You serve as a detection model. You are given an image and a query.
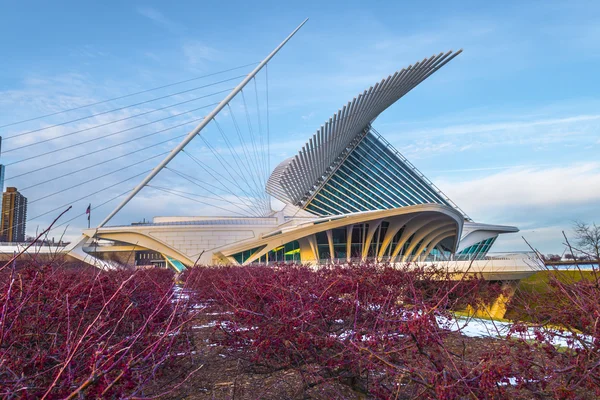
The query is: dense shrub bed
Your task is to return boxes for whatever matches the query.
[3,259,600,399]
[183,263,600,399]
[507,268,600,398]
[182,263,507,398]
[0,264,196,399]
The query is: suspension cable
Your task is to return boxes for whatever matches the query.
[3,88,231,153]
[0,62,258,130]
[6,153,166,228]
[28,152,168,206]
[4,76,242,141]
[147,186,250,216]
[266,63,271,186]
[6,62,276,234]
[166,166,261,216]
[240,89,264,183]
[211,118,262,201]
[165,167,261,217]
[6,117,200,180]
[11,170,152,232]
[15,140,178,188]
[185,136,265,201]
[5,102,216,167]
[253,76,267,185]
[226,103,264,198]
[147,185,253,208]
[181,149,266,216]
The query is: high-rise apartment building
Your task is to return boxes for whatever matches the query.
[0,137,5,193]
[1,187,27,242]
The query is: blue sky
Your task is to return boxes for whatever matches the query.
[1,0,599,254]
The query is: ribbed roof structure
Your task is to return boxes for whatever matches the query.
[266,50,462,207]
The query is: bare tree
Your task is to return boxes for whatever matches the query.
[573,220,600,260]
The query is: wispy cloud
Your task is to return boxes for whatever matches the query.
[383,111,600,160]
[435,162,600,253]
[395,115,600,138]
[181,41,221,67]
[441,162,600,211]
[136,6,182,34]
[301,111,315,120]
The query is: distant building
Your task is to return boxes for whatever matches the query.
[0,137,5,192]
[1,187,27,242]
[0,165,5,195]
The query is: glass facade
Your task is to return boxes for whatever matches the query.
[331,228,347,259]
[232,241,302,265]
[311,222,421,261]
[232,246,265,264]
[230,221,461,264]
[456,237,496,260]
[305,132,451,216]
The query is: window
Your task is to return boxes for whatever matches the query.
[231,246,265,264]
[302,132,450,216]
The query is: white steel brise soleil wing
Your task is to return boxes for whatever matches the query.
[266,50,462,207]
[97,18,308,228]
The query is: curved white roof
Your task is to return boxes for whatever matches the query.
[266,50,462,205]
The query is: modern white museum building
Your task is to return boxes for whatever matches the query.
[69,49,520,273]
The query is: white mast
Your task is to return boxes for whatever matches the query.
[98,19,308,228]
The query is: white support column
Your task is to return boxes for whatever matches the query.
[307,234,319,262]
[410,225,456,262]
[362,219,382,260]
[326,229,334,262]
[346,225,353,262]
[402,220,452,262]
[422,232,455,260]
[391,216,441,260]
[377,214,416,259]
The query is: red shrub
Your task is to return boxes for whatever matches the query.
[183,262,506,397]
[0,264,196,398]
[507,266,600,398]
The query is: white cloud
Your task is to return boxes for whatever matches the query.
[493,225,569,254]
[382,111,600,160]
[181,41,220,68]
[397,115,600,139]
[441,162,600,212]
[301,111,315,120]
[431,163,600,253]
[136,6,181,34]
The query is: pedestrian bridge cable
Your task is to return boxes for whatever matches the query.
[9,170,154,233]
[181,149,268,216]
[26,152,170,207]
[240,87,270,213]
[8,153,172,226]
[3,76,243,142]
[192,132,266,202]
[6,62,277,232]
[14,133,189,188]
[164,167,263,217]
[211,118,267,207]
[0,61,258,130]
[4,102,219,167]
[3,86,232,153]
[147,185,253,209]
[5,115,208,179]
[225,102,266,203]
[146,185,251,216]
